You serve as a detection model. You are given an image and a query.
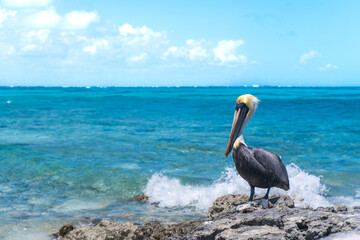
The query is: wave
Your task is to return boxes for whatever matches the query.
[144,163,360,210]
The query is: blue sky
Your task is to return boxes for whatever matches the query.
[0,0,359,86]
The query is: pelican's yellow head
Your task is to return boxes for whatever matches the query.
[225,94,260,157]
[235,94,259,117]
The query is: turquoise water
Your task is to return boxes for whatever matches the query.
[0,87,360,239]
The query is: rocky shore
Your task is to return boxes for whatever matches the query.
[54,194,360,240]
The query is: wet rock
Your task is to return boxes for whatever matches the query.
[59,224,75,237]
[133,194,149,203]
[52,224,75,238]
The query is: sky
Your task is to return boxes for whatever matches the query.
[0,0,359,86]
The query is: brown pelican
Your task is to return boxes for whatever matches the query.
[225,94,289,208]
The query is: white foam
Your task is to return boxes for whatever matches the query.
[117,163,141,170]
[52,199,113,212]
[144,163,357,210]
[323,228,360,240]
[271,163,330,208]
[144,167,248,209]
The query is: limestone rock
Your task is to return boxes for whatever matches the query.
[59,220,138,240]
[59,224,75,237]
[274,195,295,208]
[336,205,348,212]
[208,194,248,220]
[133,194,149,203]
[57,194,360,240]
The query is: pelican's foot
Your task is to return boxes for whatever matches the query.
[254,198,269,209]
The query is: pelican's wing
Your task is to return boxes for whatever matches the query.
[233,145,268,177]
[253,148,289,188]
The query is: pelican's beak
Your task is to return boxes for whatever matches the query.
[225,104,249,157]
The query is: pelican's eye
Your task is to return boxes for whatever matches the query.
[235,101,243,110]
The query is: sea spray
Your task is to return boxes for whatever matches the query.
[271,163,330,207]
[144,163,360,210]
[144,167,248,209]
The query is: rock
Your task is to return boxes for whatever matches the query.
[336,205,348,212]
[274,195,295,208]
[208,194,248,220]
[59,220,138,240]
[315,207,335,213]
[236,201,259,213]
[133,194,149,203]
[135,222,164,239]
[187,205,359,240]
[52,224,75,238]
[59,224,75,237]
[135,220,204,239]
[56,194,360,240]
[216,225,286,240]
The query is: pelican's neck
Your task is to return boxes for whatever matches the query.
[234,134,247,150]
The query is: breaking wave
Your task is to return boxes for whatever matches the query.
[144,163,360,210]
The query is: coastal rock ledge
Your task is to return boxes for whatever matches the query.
[56,194,360,240]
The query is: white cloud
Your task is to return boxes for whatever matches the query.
[25,8,61,28]
[6,45,15,54]
[164,39,209,61]
[20,29,51,51]
[185,39,209,60]
[25,29,50,43]
[3,0,52,8]
[118,23,168,47]
[83,39,109,55]
[63,11,98,29]
[0,8,17,27]
[299,50,321,64]
[164,46,182,58]
[0,3,254,70]
[118,23,136,36]
[213,40,247,64]
[317,63,339,71]
[164,39,253,66]
[0,44,15,55]
[25,9,98,29]
[127,53,147,62]
[21,44,37,51]
[83,46,96,55]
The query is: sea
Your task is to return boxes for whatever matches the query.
[0,86,359,239]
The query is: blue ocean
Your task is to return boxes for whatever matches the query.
[1,87,360,239]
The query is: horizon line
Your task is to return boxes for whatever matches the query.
[0,85,360,88]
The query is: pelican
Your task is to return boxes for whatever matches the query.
[225,94,289,208]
